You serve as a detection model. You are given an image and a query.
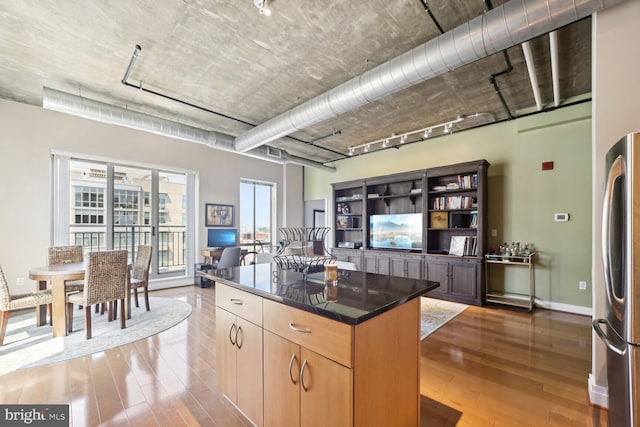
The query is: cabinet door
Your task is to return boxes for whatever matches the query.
[389,255,406,278]
[425,259,449,296]
[263,331,300,427]
[236,317,264,427]
[363,253,378,274]
[215,307,238,400]
[405,256,423,280]
[300,348,353,427]
[450,260,478,299]
[376,254,390,275]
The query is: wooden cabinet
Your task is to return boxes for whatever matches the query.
[332,248,363,270]
[333,180,365,250]
[263,331,353,427]
[262,298,419,427]
[331,160,488,305]
[215,284,263,426]
[425,256,482,305]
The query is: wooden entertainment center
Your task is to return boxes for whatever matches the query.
[331,159,489,306]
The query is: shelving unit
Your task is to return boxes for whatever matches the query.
[485,252,536,311]
[331,160,489,306]
[333,180,365,249]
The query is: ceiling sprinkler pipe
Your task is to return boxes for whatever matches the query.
[121,45,142,85]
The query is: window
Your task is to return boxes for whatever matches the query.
[53,153,196,281]
[73,186,104,224]
[240,180,275,252]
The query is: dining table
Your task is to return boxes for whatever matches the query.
[29,262,85,337]
[29,262,133,337]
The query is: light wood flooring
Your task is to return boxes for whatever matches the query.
[0,285,607,426]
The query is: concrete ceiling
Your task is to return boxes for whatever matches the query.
[0,0,591,166]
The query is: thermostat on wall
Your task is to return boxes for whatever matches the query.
[554,213,570,222]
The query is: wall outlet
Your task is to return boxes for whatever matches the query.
[579,280,587,290]
[16,277,24,286]
[491,229,497,237]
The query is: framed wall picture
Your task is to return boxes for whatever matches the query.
[205,203,234,227]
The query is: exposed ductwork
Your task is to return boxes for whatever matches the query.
[42,87,335,171]
[234,0,624,153]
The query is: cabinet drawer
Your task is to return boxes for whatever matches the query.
[263,299,353,368]
[216,283,263,326]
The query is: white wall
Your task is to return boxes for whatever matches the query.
[0,99,302,293]
[589,0,640,407]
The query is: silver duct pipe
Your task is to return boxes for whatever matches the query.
[234,0,623,153]
[42,88,335,172]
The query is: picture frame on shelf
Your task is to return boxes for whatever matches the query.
[205,203,234,227]
[430,211,448,229]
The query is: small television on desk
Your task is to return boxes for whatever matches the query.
[207,228,238,248]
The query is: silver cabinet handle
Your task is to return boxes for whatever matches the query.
[300,359,309,391]
[289,322,312,333]
[235,326,243,349]
[230,298,243,305]
[288,353,298,384]
[602,154,625,321]
[593,318,627,356]
[229,323,237,345]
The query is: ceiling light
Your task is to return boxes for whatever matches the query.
[345,113,487,156]
[254,0,272,16]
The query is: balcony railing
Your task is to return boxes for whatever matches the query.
[70,224,186,273]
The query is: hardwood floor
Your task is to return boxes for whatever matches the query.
[420,304,608,427]
[0,286,607,426]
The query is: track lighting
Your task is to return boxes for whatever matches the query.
[345,114,477,156]
[253,0,272,16]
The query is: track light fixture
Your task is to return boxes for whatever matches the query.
[346,114,470,156]
[253,0,272,16]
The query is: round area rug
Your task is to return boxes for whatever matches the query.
[0,296,192,374]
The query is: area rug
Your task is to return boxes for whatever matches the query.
[0,296,192,374]
[420,297,468,340]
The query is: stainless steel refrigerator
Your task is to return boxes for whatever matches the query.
[594,132,640,427]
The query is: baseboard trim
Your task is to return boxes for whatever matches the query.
[588,373,609,408]
[534,298,592,316]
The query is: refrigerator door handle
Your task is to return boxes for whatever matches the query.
[602,154,626,320]
[593,318,627,356]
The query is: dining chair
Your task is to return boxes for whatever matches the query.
[48,245,84,293]
[216,246,242,269]
[128,245,152,318]
[0,264,53,346]
[66,250,128,339]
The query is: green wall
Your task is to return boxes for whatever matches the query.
[305,102,592,310]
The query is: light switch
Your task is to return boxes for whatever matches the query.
[554,213,569,222]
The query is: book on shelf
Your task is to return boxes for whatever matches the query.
[455,174,478,189]
[431,195,476,210]
[469,211,478,228]
[449,236,477,256]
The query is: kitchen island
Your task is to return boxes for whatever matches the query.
[207,263,439,427]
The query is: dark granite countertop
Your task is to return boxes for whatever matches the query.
[208,263,439,325]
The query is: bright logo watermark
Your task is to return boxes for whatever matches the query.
[1,405,68,426]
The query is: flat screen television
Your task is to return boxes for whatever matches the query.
[207,228,238,248]
[369,213,422,251]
